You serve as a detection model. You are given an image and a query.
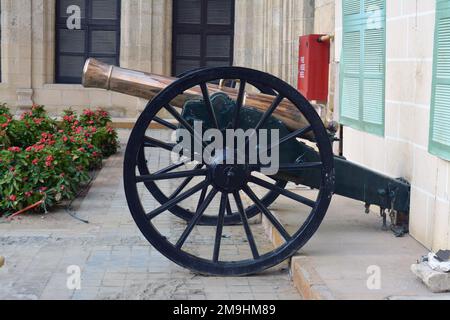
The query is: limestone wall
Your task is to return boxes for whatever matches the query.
[233,0,314,87]
[313,0,336,122]
[335,0,449,251]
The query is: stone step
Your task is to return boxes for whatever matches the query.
[261,212,333,299]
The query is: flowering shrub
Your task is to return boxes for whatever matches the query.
[0,104,119,216]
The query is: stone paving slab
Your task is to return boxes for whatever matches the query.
[0,130,300,300]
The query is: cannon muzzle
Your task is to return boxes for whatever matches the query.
[82,58,311,132]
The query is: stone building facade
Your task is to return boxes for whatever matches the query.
[1,0,448,251]
[0,0,317,117]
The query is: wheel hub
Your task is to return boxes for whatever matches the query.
[209,150,249,193]
[211,164,248,193]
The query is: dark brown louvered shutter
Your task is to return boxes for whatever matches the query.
[172,0,235,76]
[56,0,121,84]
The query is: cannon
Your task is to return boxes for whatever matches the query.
[83,59,410,276]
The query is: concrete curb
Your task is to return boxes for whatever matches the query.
[261,214,334,300]
[291,256,335,300]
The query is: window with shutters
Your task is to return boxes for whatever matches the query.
[172,0,235,76]
[340,0,386,136]
[429,0,450,160]
[55,0,121,84]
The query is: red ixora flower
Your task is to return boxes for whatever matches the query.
[83,109,94,117]
[63,115,75,123]
[45,155,54,167]
[9,195,17,202]
[8,147,21,153]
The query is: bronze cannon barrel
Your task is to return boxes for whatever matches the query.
[82,58,311,132]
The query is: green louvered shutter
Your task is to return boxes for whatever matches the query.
[429,0,450,160]
[340,0,386,136]
[341,0,364,129]
[362,0,385,135]
[341,28,361,124]
[343,0,361,16]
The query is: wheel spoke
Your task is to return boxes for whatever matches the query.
[233,192,260,259]
[254,94,284,131]
[233,80,247,130]
[164,104,206,149]
[264,126,313,153]
[200,83,220,129]
[196,185,208,213]
[226,197,234,216]
[213,193,228,262]
[168,164,205,200]
[143,136,176,152]
[243,186,291,241]
[136,169,207,183]
[249,176,316,208]
[152,160,191,176]
[176,188,218,249]
[147,180,208,220]
[245,94,284,147]
[153,116,178,130]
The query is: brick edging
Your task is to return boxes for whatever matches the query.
[261,214,334,300]
[291,256,335,300]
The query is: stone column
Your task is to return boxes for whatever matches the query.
[120,0,172,74]
[120,0,172,114]
[1,0,34,111]
[31,0,55,88]
[234,0,314,87]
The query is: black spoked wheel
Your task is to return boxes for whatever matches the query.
[124,67,334,276]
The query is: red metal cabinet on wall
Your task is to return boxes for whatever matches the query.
[298,34,330,102]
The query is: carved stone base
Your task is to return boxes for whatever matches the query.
[16,88,34,112]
